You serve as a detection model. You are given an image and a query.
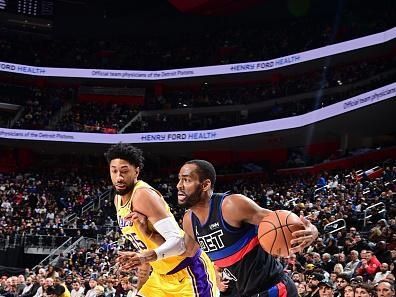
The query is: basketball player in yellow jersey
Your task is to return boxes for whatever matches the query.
[105,143,218,297]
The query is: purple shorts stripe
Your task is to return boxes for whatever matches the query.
[188,253,214,297]
[167,249,201,275]
[186,266,199,296]
[198,255,215,297]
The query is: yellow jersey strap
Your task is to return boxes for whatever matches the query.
[115,180,150,212]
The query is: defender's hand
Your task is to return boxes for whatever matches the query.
[124,211,155,239]
[117,251,145,271]
[117,250,157,271]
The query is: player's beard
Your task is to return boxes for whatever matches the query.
[114,183,135,196]
[179,187,203,209]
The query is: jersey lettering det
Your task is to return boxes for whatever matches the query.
[197,229,225,252]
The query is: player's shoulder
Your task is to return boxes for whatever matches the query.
[134,186,159,198]
[133,186,166,212]
[182,210,194,233]
[222,193,248,204]
[183,209,192,219]
[222,194,252,212]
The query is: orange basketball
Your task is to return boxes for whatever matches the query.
[258,210,305,257]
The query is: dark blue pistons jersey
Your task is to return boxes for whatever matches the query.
[190,192,284,297]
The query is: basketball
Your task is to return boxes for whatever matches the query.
[258,210,305,257]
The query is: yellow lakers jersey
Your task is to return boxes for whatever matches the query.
[115,180,186,275]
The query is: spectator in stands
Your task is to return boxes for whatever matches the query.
[83,278,97,297]
[307,273,325,297]
[0,275,7,293]
[316,173,327,188]
[43,278,54,296]
[335,274,350,297]
[334,264,344,275]
[375,241,392,264]
[312,253,322,266]
[325,238,339,255]
[93,285,104,297]
[354,283,373,297]
[32,276,46,297]
[321,253,336,273]
[355,250,381,281]
[292,272,304,283]
[369,227,383,243]
[348,228,358,237]
[64,275,73,292]
[46,277,71,297]
[344,250,360,278]
[103,280,115,297]
[20,276,33,296]
[71,279,84,297]
[335,254,347,268]
[16,275,26,295]
[375,280,395,297]
[1,277,16,297]
[297,282,308,297]
[46,266,59,279]
[343,238,356,256]
[0,275,8,292]
[313,238,327,255]
[373,263,391,284]
[286,254,305,273]
[354,250,367,277]
[343,285,354,297]
[120,277,137,297]
[56,253,67,270]
[20,275,40,297]
[329,273,338,285]
[353,234,372,253]
[318,280,335,297]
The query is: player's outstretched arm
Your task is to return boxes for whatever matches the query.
[222,194,318,253]
[119,188,186,269]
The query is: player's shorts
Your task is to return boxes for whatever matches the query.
[138,249,219,297]
[251,274,297,297]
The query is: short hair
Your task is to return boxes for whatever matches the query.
[185,160,216,189]
[354,282,373,293]
[337,273,351,282]
[120,277,130,284]
[376,280,395,291]
[105,143,144,170]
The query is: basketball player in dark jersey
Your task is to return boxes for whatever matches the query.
[177,160,318,297]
